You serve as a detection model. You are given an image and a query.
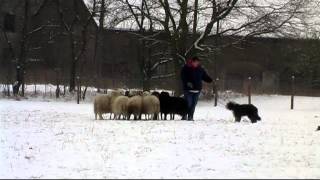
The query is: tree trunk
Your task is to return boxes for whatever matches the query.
[173,55,184,96]
[143,78,151,91]
[15,0,29,97]
[69,60,76,92]
[94,0,105,91]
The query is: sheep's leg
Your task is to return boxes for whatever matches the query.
[95,113,97,120]
[153,113,158,120]
[127,114,131,120]
[99,113,103,120]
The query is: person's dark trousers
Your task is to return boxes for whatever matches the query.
[184,91,200,120]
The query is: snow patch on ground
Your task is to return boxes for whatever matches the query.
[0,95,319,178]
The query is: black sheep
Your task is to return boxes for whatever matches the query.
[159,92,188,120]
[226,102,261,123]
[151,91,160,98]
[159,92,172,120]
[170,97,188,120]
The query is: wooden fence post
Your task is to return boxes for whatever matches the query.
[55,68,60,99]
[77,76,80,104]
[34,83,37,95]
[291,75,295,110]
[214,78,219,107]
[6,75,10,96]
[248,77,252,104]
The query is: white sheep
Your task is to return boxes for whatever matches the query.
[112,96,129,120]
[127,95,143,120]
[94,94,111,120]
[93,90,122,120]
[126,89,143,97]
[142,95,160,120]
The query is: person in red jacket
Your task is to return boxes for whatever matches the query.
[181,56,213,120]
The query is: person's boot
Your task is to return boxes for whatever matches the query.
[188,115,194,121]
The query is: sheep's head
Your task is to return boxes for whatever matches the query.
[160,91,170,98]
[111,90,122,97]
[143,91,151,96]
[151,91,160,98]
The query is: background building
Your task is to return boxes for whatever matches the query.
[1,0,319,96]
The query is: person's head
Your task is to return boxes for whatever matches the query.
[191,56,200,67]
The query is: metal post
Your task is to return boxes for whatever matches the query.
[291,75,295,110]
[248,77,252,104]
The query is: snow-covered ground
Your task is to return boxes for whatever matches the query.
[0,95,319,178]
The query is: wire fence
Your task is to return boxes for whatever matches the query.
[1,73,319,108]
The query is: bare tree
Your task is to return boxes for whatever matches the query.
[55,0,96,92]
[121,0,311,94]
[0,28,15,96]
[86,0,128,91]
[1,0,47,96]
[123,0,175,90]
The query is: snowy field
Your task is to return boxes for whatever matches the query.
[0,95,320,178]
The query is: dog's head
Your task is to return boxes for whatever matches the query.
[226,101,238,110]
[255,114,262,121]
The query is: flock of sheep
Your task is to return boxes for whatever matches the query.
[94,90,189,120]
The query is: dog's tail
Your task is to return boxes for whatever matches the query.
[226,101,238,110]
